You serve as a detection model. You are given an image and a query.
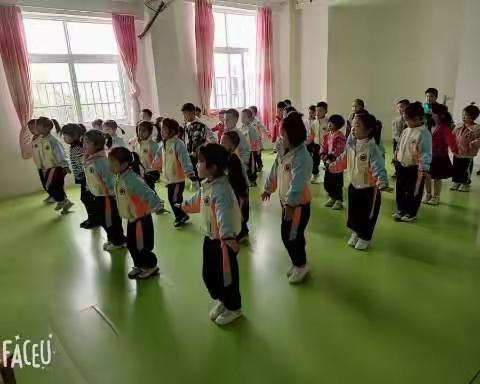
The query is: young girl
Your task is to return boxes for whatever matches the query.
[109,147,165,280]
[262,112,313,284]
[130,121,161,191]
[321,114,347,210]
[62,123,98,228]
[221,131,250,242]
[84,130,126,251]
[451,104,480,192]
[156,118,196,227]
[92,119,103,130]
[394,102,432,222]
[212,110,226,142]
[34,117,74,214]
[180,143,243,326]
[103,120,126,149]
[423,104,458,205]
[329,114,389,250]
[240,108,262,187]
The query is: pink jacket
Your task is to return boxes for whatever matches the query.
[453,124,480,158]
[320,130,346,160]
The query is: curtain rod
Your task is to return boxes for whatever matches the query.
[0,3,139,18]
[184,0,284,9]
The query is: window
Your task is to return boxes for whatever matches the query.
[24,15,128,124]
[211,9,256,110]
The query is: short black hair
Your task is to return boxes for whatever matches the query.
[277,101,287,109]
[284,106,297,115]
[61,123,84,139]
[404,101,425,120]
[284,99,292,106]
[353,98,365,108]
[308,105,316,112]
[195,106,202,114]
[242,108,253,119]
[425,88,439,98]
[316,101,328,110]
[137,120,154,135]
[396,99,410,106]
[226,108,239,121]
[328,114,345,130]
[181,103,196,112]
[141,108,153,118]
[463,103,480,120]
[283,112,306,147]
[355,113,377,139]
[85,129,106,150]
[223,130,240,149]
[249,106,258,114]
[162,118,180,134]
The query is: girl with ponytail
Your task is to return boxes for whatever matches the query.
[103,120,126,149]
[108,147,165,280]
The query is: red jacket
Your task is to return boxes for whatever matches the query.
[212,122,225,142]
[432,123,458,157]
[320,130,346,160]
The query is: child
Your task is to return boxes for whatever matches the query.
[304,105,316,142]
[329,113,389,250]
[224,109,252,169]
[103,120,126,149]
[181,102,208,174]
[92,119,103,130]
[221,131,250,242]
[422,87,439,114]
[181,143,243,326]
[423,104,458,204]
[249,105,266,171]
[451,103,480,192]
[310,102,329,183]
[130,121,161,191]
[284,99,292,107]
[262,111,313,284]
[109,147,164,280]
[62,123,98,228]
[321,115,347,210]
[139,108,153,122]
[240,108,262,186]
[271,101,286,145]
[393,102,432,222]
[211,110,226,142]
[156,118,196,227]
[84,130,126,251]
[34,117,74,214]
[391,99,409,177]
[346,99,368,137]
[154,117,165,142]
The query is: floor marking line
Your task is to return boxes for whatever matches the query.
[91,305,119,337]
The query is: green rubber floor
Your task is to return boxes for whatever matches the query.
[0,154,479,384]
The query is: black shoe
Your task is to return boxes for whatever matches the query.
[237,231,249,243]
[477,170,480,176]
[80,219,99,229]
[174,215,190,228]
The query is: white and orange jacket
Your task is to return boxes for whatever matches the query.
[114,168,164,222]
[154,136,195,185]
[240,122,262,152]
[330,136,388,189]
[312,117,329,145]
[225,127,251,165]
[395,125,432,171]
[84,151,115,197]
[31,133,69,171]
[130,137,160,173]
[264,143,313,207]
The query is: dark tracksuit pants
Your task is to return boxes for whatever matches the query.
[167,182,188,221]
[203,237,241,311]
[144,171,160,192]
[254,150,263,171]
[95,196,126,245]
[127,214,158,268]
[347,185,381,241]
[78,178,98,223]
[307,143,321,176]
[324,169,344,201]
[281,203,311,267]
[236,192,250,238]
[247,152,257,183]
[44,167,67,202]
[396,164,425,217]
[452,156,472,184]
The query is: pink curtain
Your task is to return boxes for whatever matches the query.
[0,6,33,159]
[195,0,214,114]
[112,14,140,116]
[256,8,274,133]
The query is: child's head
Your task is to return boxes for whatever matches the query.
[431,103,453,127]
[425,88,438,104]
[404,101,425,128]
[316,102,328,119]
[27,119,38,135]
[35,116,55,135]
[328,114,345,132]
[463,103,480,125]
[160,118,180,141]
[241,108,254,125]
[139,108,153,122]
[221,130,240,153]
[225,108,239,130]
[282,112,306,149]
[137,120,154,141]
[396,99,410,116]
[92,119,103,130]
[308,105,316,120]
[218,110,227,123]
[249,106,258,118]
[195,106,202,117]
[181,103,196,123]
[283,106,297,119]
[84,129,106,155]
[352,113,377,140]
[284,99,292,107]
[352,99,365,114]
[103,120,124,136]
[61,123,85,145]
[108,146,142,175]
[197,143,229,179]
[276,101,287,117]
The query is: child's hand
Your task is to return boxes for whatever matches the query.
[283,205,294,221]
[224,239,239,253]
[261,191,271,201]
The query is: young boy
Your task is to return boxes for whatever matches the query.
[139,108,153,122]
[181,102,208,177]
[249,105,266,171]
[304,105,316,145]
[346,99,368,137]
[311,101,329,183]
[240,108,262,186]
[212,110,226,142]
[224,109,252,169]
[392,99,409,177]
[272,101,287,145]
[422,88,439,114]
[393,102,432,222]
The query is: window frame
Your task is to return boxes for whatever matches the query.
[24,13,129,124]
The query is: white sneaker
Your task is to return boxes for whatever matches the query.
[137,266,160,279]
[103,242,126,252]
[458,184,470,192]
[331,201,343,210]
[61,200,74,214]
[324,198,335,207]
[215,309,243,326]
[347,232,359,247]
[427,196,439,206]
[288,265,310,284]
[54,200,65,210]
[354,238,370,250]
[450,183,460,190]
[311,175,320,184]
[422,194,432,204]
[392,212,402,221]
[400,215,416,223]
[209,301,226,320]
[43,196,55,204]
[286,265,295,277]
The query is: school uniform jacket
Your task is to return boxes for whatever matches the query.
[32,133,69,171]
[330,137,388,189]
[110,135,126,149]
[392,116,406,142]
[320,130,346,160]
[304,118,316,144]
[130,137,160,173]
[312,117,329,145]
[264,143,313,207]
[155,136,195,185]
[226,127,251,165]
[395,125,432,171]
[84,151,115,196]
[240,122,262,152]
[114,168,164,222]
[453,124,480,158]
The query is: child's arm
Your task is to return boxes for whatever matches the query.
[152,145,163,173]
[96,160,115,195]
[328,147,348,174]
[128,173,165,212]
[175,140,196,179]
[182,190,201,213]
[369,142,389,189]
[262,155,279,199]
[418,128,432,173]
[444,127,459,155]
[285,152,311,207]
